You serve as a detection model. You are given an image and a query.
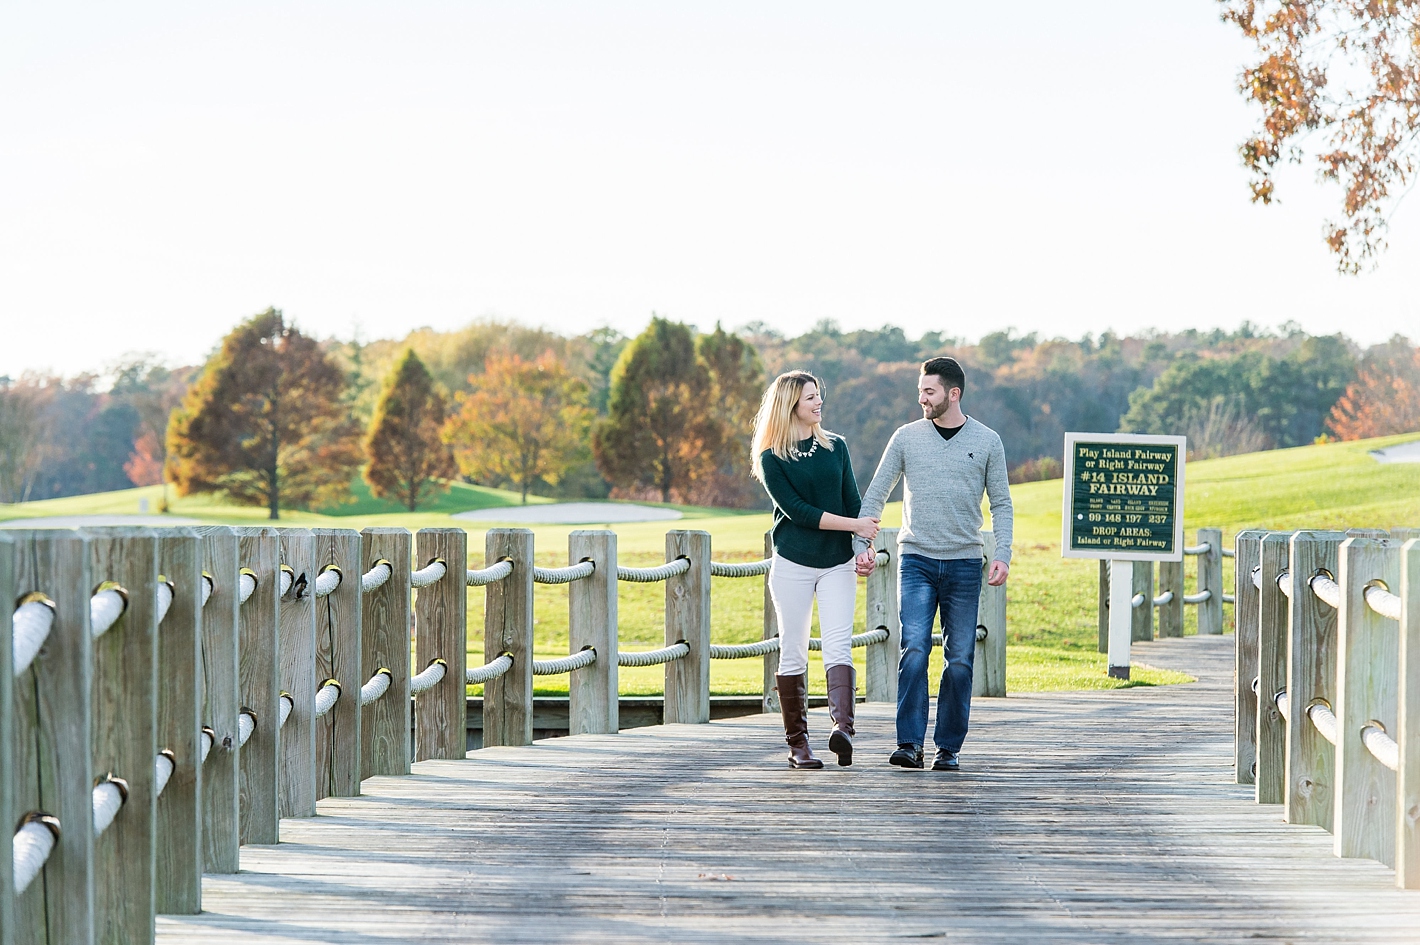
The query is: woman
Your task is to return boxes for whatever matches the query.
[752,371,879,768]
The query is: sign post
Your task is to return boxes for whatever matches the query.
[1061,433,1186,680]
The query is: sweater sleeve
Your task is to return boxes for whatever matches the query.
[760,452,826,528]
[852,430,904,555]
[984,433,1014,565]
[838,439,862,520]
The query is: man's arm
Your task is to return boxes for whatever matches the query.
[852,432,904,559]
[984,435,1013,585]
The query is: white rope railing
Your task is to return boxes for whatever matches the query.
[361,561,393,593]
[314,680,341,717]
[1275,689,1290,722]
[411,560,447,588]
[278,566,293,598]
[200,726,215,763]
[12,596,55,677]
[533,561,596,585]
[1184,542,1212,556]
[238,569,257,604]
[1277,569,1293,599]
[1250,566,1262,589]
[156,580,174,624]
[201,573,214,607]
[1360,722,1400,772]
[531,648,598,675]
[811,627,891,650]
[313,566,342,598]
[1363,583,1402,621]
[1183,589,1212,604]
[154,749,175,798]
[278,692,294,729]
[12,813,60,895]
[237,709,256,748]
[91,776,127,838]
[1222,593,1235,604]
[467,560,515,586]
[1152,590,1174,606]
[1308,701,1338,745]
[410,660,447,694]
[1222,547,1235,558]
[709,559,771,578]
[1130,592,1146,608]
[617,558,691,583]
[617,642,690,666]
[1310,573,1342,609]
[359,669,392,706]
[931,627,989,646]
[709,637,782,659]
[467,653,514,684]
[90,586,127,638]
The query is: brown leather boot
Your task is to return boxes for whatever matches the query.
[775,673,823,769]
[826,663,856,766]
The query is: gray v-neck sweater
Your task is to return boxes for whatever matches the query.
[854,417,1014,564]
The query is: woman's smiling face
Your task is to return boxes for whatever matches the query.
[793,382,822,430]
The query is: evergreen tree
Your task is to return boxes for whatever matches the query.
[593,317,722,503]
[167,308,363,519]
[364,349,457,511]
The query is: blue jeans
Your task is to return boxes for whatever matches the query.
[897,554,982,752]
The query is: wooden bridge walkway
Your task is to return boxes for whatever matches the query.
[156,637,1420,944]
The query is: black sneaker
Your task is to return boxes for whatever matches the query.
[889,744,924,769]
[931,749,960,771]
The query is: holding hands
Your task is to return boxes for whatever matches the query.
[852,516,880,540]
[854,549,877,576]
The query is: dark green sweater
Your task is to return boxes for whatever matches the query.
[759,434,862,568]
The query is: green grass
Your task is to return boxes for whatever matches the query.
[6,433,1418,696]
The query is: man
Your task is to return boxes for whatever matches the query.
[855,357,1012,771]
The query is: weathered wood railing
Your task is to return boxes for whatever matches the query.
[1234,527,1420,889]
[2,523,1005,944]
[1096,527,1232,650]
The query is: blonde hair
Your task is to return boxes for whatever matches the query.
[751,371,835,482]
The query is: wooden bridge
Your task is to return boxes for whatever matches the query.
[5,525,1420,944]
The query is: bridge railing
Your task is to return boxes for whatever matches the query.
[1096,527,1232,651]
[1234,527,1420,889]
[1,522,1005,943]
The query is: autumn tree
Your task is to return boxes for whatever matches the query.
[593,318,723,504]
[111,358,192,507]
[693,323,765,507]
[167,308,363,519]
[444,351,595,503]
[0,376,51,503]
[1326,337,1420,440]
[1221,0,1420,271]
[364,349,457,511]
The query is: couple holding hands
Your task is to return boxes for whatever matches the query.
[751,357,1013,771]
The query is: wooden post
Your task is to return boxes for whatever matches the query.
[864,527,900,704]
[414,528,469,760]
[1233,530,1264,786]
[665,530,712,725]
[972,531,1007,698]
[276,529,317,818]
[568,530,617,736]
[313,529,362,797]
[237,526,281,845]
[1284,531,1346,830]
[1398,538,1420,888]
[1255,530,1294,804]
[155,527,204,914]
[1107,559,1133,679]
[762,531,779,713]
[1197,527,1224,635]
[85,526,160,945]
[360,528,412,778]
[196,525,240,872]
[0,535,12,945]
[1131,559,1153,643]
[483,528,534,747]
[10,530,95,944]
[1156,557,1185,638]
[1335,536,1400,866]
[1097,560,1109,653]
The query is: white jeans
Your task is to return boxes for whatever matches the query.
[768,554,857,676]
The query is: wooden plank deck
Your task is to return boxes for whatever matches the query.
[158,637,1420,943]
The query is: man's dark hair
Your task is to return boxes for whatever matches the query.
[921,356,966,397]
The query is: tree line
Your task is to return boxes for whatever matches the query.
[3,313,1419,511]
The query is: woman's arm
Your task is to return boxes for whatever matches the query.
[760,454,830,528]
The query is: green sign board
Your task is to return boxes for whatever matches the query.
[1061,433,1186,561]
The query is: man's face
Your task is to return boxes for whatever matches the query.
[918,374,958,420]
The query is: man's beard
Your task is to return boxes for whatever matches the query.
[921,400,948,420]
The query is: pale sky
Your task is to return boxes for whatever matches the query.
[3,2,1417,379]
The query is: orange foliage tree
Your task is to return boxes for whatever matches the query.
[1325,338,1420,440]
[444,351,595,503]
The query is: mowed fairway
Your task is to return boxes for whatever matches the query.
[5,433,1419,695]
